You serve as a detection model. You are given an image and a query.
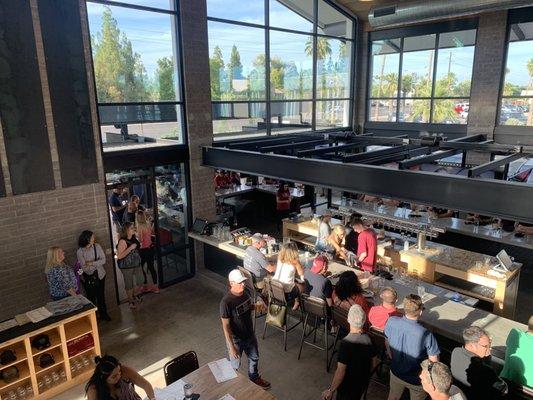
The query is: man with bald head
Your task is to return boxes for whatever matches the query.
[369,286,402,330]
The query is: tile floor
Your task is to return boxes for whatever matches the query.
[55,270,389,400]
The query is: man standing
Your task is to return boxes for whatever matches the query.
[420,360,467,400]
[368,287,402,330]
[243,233,276,289]
[109,186,127,232]
[385,294,440,400]
[351,218,377,272]
[450,326,508,400]
[220,269,271,389]
[322,305,378,400]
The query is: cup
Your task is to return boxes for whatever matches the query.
[417,285,426,299]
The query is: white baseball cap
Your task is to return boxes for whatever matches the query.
[228,269,247,283]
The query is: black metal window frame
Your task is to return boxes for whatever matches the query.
[366,18,478,130]
[496,6,533,130]
[207,0,357,136]
[86,0,189,149]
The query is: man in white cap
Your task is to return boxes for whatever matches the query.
[220,269,271,389]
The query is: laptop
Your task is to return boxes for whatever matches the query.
[191,218,208,235]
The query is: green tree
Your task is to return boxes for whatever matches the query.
[228,45,243,80]
[305,37,332,60]
[156,57,175,101]
[209,46,225,100]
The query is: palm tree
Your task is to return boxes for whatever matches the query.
[305,36,332,60]
[527,58,533,125]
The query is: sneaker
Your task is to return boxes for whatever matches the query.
[252,377,271,390]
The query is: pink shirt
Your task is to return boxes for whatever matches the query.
[357,228,377,272]
[138,230,152,249]
[368,305,402,330]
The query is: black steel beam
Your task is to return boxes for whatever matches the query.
[364,146,433,165]
[297,141,365,157]
[227,135,314,150]
[202,147,533,223]
[399,149,460,169]
[446,134,485,143]
[468,153,526,178]
[260,139,331,153]
[439,142,524,153]
[343,145,414,163]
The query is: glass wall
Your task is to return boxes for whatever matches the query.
[368,26,476,125]
[207,0,355,138]
[500,20,533,126]
[87,0,185,150]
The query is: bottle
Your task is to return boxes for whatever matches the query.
[403,240,410,251]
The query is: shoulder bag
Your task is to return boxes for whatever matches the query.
[82,245,99,287]
[118,240,141,269]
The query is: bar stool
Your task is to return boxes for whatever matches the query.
[297,294,334,371]
[327,305,350,371]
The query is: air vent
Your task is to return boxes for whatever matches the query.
[373,6,397,18]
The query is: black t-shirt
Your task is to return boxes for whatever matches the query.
[109,192,125,222]
[336,333,377,400]
[219,291,254,340]
[304,269,333,300]
[345,230,358,253]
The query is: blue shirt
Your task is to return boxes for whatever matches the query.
[385,316,440,385]
[46,265,77,300]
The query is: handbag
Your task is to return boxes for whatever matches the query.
[82,245,99,287]
[118,240,141,269]
[265,303,286,328]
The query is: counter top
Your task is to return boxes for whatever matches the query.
[216,184,305,199]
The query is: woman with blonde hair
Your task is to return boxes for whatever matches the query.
[136,211,159,293]
[45,247,77,301]
[327,224,349,262]
[273,242,305,309]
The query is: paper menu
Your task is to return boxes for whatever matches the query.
[208,358,237,383]
[153,379,186,400]
[0,319,18,333]
[218,395,236,400]
[26,307,53,323]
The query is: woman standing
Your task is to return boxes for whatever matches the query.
[276,181,292,231]
[327,224,349,262]
[136,211,159,293]
[116,222,144,309]
[77,231,111,321]
[273,242,305,310]
[45,247,77,301]
[315,210,332,252]
[85,355,155,400]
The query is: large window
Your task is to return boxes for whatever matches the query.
[500,20,533,127]
[368,24,476,126]
[207,0,355,138]
[87,0,185,150]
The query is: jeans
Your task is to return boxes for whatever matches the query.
[83,276,108,318]
[227,336,259,381]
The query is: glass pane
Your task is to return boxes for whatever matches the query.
[270,31,313,100]
[106,0,175,10]
[208,21,266,101]
[509,22,533,42]
[316,100,350,129]
[317,0,353,38]
[155,164,191,284]
[370,40,400,98]
[399,99,430,123]
[368,99,397,122]
[500,98,531,126]
[404,34,435,52]
[438,30,476,48]
[212,102,267,137]
[270,0,313,32]
[206,0,264,24]
[99,104,183,150]
[317,39,351,99]
[401,42,435,98]
[432,99,469,124]
[270,101,312,133]
[503,40,533,94]
[87,3,180,102]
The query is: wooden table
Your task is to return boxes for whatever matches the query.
[179,364,276,400]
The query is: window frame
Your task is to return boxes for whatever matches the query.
[207,0,357,137]
[366,18,478,131]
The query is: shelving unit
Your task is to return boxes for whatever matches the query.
[0,306,99,400]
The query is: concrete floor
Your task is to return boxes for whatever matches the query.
[55,270,389,400]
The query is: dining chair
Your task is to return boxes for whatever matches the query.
[163,350,199,386]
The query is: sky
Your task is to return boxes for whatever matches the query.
[505,40,533,88]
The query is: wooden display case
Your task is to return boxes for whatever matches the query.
[0,306,99,399]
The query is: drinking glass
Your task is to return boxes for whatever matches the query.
[43,374,53,389]
[51,371,60,384]
[25,385,34,397]
[17,385,27,399]
[6,390,16,400]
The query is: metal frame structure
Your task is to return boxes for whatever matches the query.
[207,0,357,137]
[203,132,533,223]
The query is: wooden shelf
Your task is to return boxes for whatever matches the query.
[0,356,28,373]
[0,361,30,390]
[0,342,28,371]
[68,346,94,359]
[65,319,92,342]
[34,348,65,375]
[31,330,62,357]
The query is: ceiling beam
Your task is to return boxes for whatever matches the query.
[468,153,526,177]
[342,144,415,163]
[260,139,332,153]
[399,149,460,169]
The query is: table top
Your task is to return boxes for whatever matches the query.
[216,184,305,199]
[179,364,276,400]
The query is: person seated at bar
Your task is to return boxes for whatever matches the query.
[45,246,78,301]
[321,305,378,400]
[516,222,533,235]
[276,181,292,231]
[428,207,454,219]
[450,326,508,400]
[368,286,402,331]
[327,224,349,262]
[344,213,362,254]
[500,315,533,389]
[333,271,370,317]
[315,209,333,253]
[273,242,305,309]
[244,233,276,290]
[85,355,155,400]
[385,294,440,400]
[304,255,333,306]
[351,218,377,272]
[419,360,467,400]
[228,171,241,186]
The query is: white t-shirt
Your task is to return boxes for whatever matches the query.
[273,261,296,292]
[449,385,467,400]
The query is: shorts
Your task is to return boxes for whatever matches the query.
[388,371,426,400]
[121,267,144,291]
[285,285,300,302]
